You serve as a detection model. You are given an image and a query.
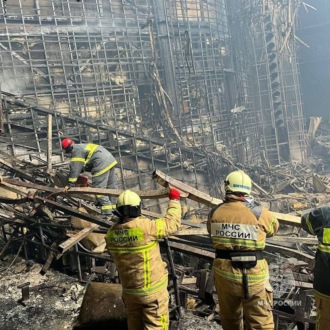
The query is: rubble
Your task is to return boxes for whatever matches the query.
[0,151,326,328]
[0,0,328,328]
[0,257,84,330]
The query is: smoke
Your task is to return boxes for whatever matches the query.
[0,69,30,95]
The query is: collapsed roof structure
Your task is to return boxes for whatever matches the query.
[0,0,327,329]
[0,0,306,168]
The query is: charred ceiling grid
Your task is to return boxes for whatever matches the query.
[0,0,306,198]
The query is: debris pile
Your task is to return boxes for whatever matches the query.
[0,150,328,328]
[0,257,84,330]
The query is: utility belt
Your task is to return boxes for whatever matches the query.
[215,249,264,261]
[215,249,264,299]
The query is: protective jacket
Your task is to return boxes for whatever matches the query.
[105,200,181,297]
[68,143,117,184]
[207,196,279,288]
[301,206,330,300]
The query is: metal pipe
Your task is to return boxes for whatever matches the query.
[164,237,184,318]
[47,114,52,173]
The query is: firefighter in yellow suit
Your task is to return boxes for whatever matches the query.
[301,207,330,330]
[207,170,279,330]
[105,188,182,330]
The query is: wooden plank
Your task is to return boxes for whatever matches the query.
[181,277,197,285]
[271,211,301,227]
[268,236,318,245]
[168,240,215,259]
[168,237,315,270]
[174,228,318,245]
[153,169,222,206]
[266,243,314,265]
[58,225,97,254]
[153,169,302,226]
[2,178,168,199]
[0,159,36,182]
[40,242,58,275]
[175,228,208,236]
[2,174,302,227]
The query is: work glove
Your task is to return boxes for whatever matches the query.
[169,188,180,200]
[63,183,75,193]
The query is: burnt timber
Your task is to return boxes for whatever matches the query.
[0,158,320,328]
[0,0,328,328]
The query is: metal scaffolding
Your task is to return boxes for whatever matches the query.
[244,0,306,164]
[0,0,307,198]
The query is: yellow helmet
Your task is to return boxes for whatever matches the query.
[116,190,141,217]
[224,170,252,195]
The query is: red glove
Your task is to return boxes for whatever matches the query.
[169,188,180,200]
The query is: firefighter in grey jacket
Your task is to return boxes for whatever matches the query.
[61,138,118,215]
[301,206,330,329]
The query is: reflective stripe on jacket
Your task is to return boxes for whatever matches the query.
[207,199,279,285]
[105,200,181,296]
[301,206,330,300]
[68,143,117,183]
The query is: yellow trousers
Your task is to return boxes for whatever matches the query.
[122,289,169,330]
[315,294,330,330]
[215,274,274,330]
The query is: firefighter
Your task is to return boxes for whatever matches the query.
[61,138,118,215]
[207,170,279,330]
[105,188,182,330]
[301,207,330,329]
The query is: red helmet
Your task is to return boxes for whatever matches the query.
[61,138,74,150]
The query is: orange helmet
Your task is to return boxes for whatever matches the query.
[61,138,74,152]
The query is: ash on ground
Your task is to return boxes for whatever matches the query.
[0,257,222,330]
[171,312,221,330]
[0,257,84,330]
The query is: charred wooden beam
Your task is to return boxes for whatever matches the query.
[168,239,215,259]
[271,211,301,227]
[0,196,29,204]
[33,196,110,228]
[0,227,19,260]
[168,236,315,269]
[266,243,314,265]
[174,227,318,245]
[153,169,222,206]
[58,225,97,254]
[40,242,58,275]
[1,177,169,199]
[153,169,301,226]
[0,159,38,182]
